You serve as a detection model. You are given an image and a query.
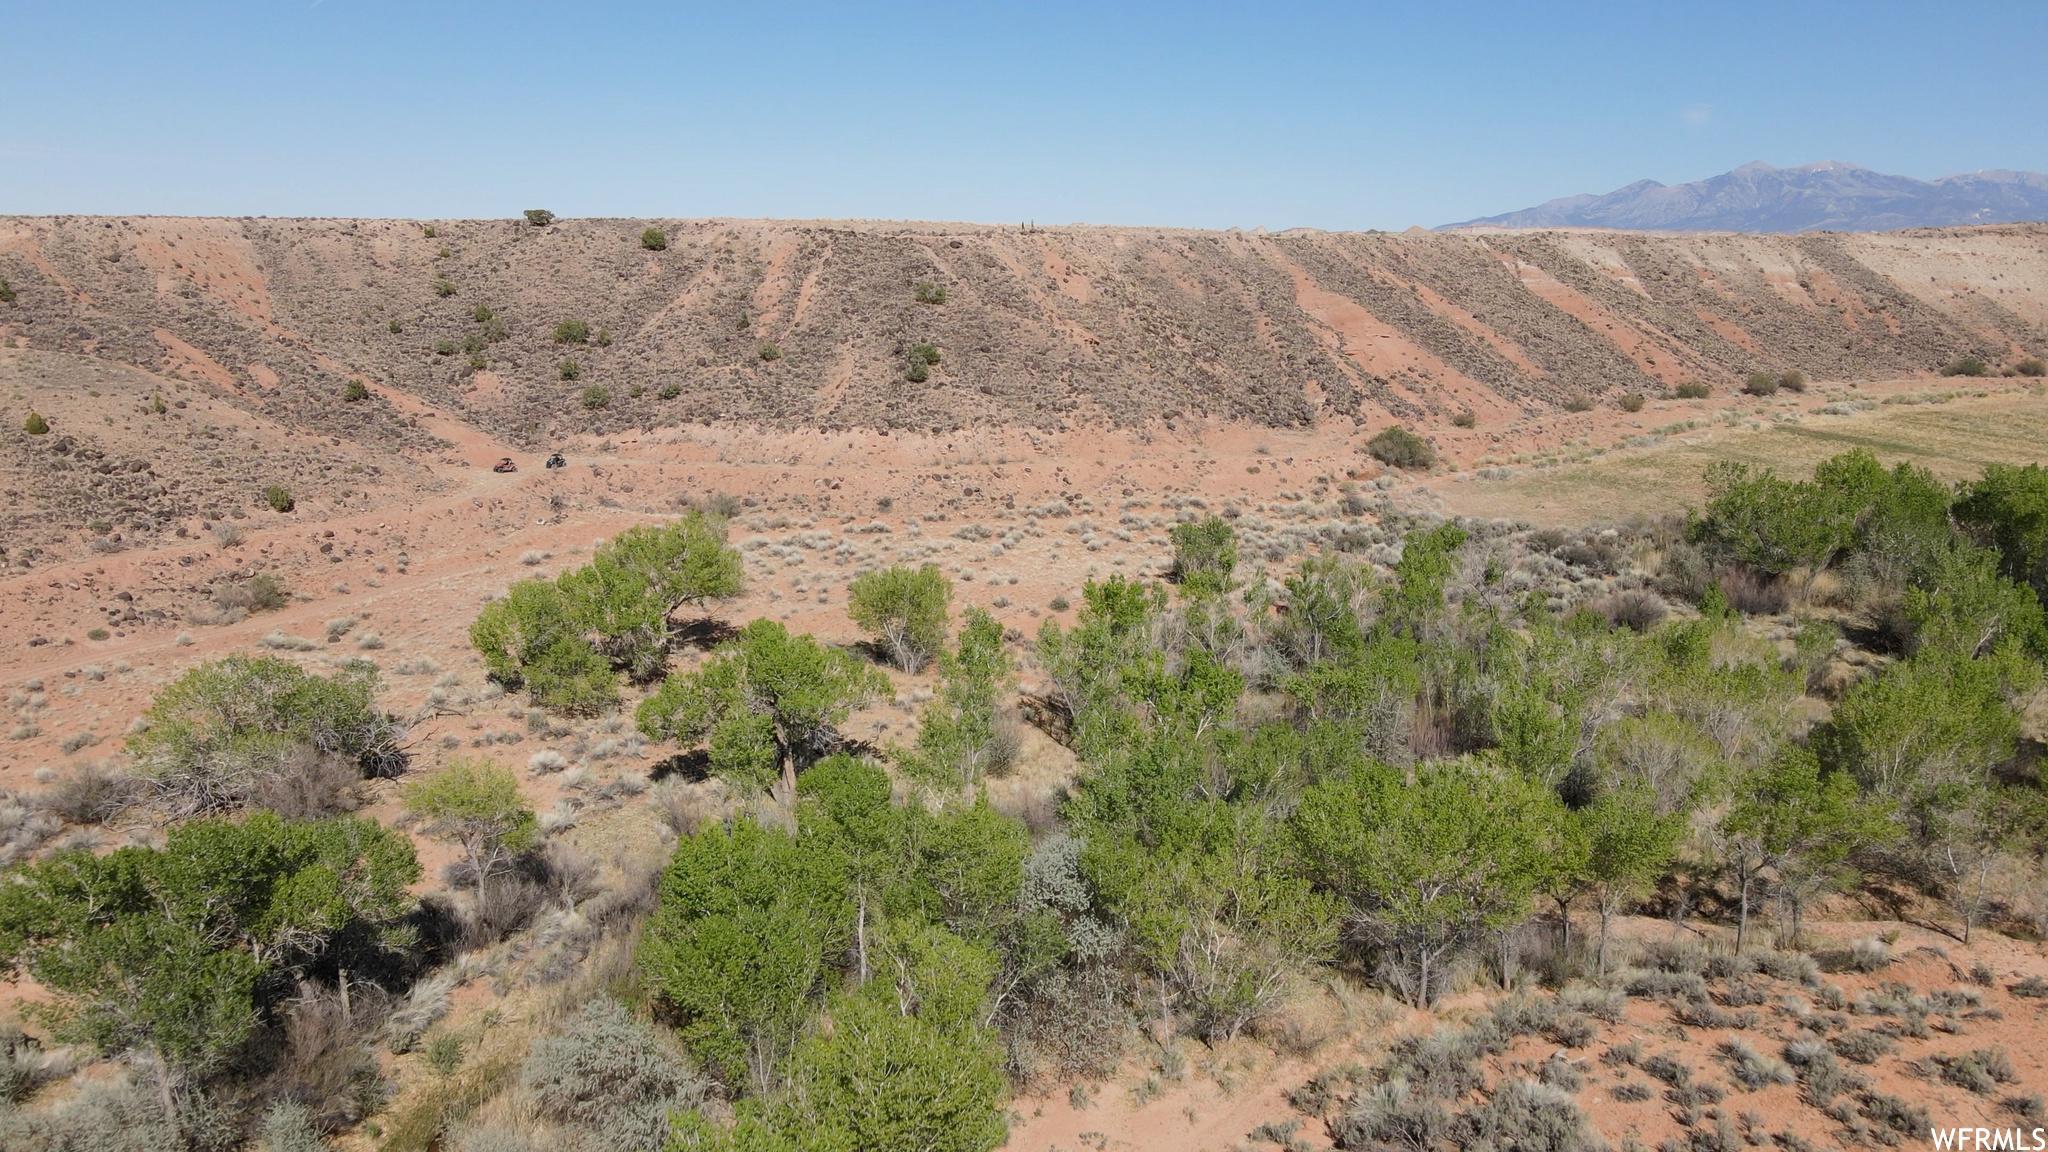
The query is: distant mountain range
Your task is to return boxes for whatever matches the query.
[1440,161,2048,233]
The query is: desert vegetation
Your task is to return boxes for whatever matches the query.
[2,229,2047,1150]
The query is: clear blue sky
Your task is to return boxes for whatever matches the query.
[3,1,2043,230]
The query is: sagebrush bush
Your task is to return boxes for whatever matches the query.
[641,227,668,251]
[32,761,139,824]
[1744,372,1779,396]
[521,998,708,1152]
[264,484,295,513]
[125,655,404,814]
[1366,425,1436,470]
[1930,1048,2015,1095]
[343,379,369,402]
[1619,391,1646,412]
[1941,356,1989,377]
[1674,381,1711,399]
[262,1100,327,1152]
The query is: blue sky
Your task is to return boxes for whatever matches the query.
[2,1,2043,230]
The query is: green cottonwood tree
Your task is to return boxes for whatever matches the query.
[560,513,744,680]
[1582,783,1685,971]
[847,564,953,673]
[638,817,851,1091]
[901,607,1013,788]
[1292,758,1554,1006]
[1168,516,1239,596]
[400,758,537,906]
[469,578,619,713]
[0,811,418,1076]
[637,619,890,794]
[1718,746,1890,952]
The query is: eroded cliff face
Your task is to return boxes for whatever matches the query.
[3,216,2044,441]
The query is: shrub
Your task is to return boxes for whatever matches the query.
[1169,515,1239,592]
[521,998,706,1152]
[546,514,745,680]
[1619,392,1646,412]
[1563,393,1595,412]
[581,385,610,410]
[0,1023,70,1105]
[554,318,590,345]
[525,209,555,226]
[1366,425,1437,470]
[1742,372,1778,396]
[86,627,109,641]
[265,484,294,512]
[907,359,929,383]
[1780,370,1807,392]
[759,342,782,362]
[1829,1030,1895,1065]
[915,281,948,305]
[23,411,47,435]
[343,379,369,402]
[641,227,668,251]
[423,1031,464,1076]
[434,339,458,356]
[433,278,457,297]
[596,328,612,346]
[262,1100,326,1152]
[848,564,953,672]
[33,761,140,824]
[1719,1039,1793,1090]
[128,655,403,814]
[1594,588,1667,632]
[1941,356,1989,377]
[217,571,291,613]
[1930,1048,2016,1095]
[1451,410,1477,428]
[0,279,14,304]
[1674,381,1711,399]
[559,358,581,381]
[389,318,402,332]
[2016,357,2047,378]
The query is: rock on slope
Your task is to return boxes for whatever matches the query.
[1442,160,2048,233]
[1,216,2045,442]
